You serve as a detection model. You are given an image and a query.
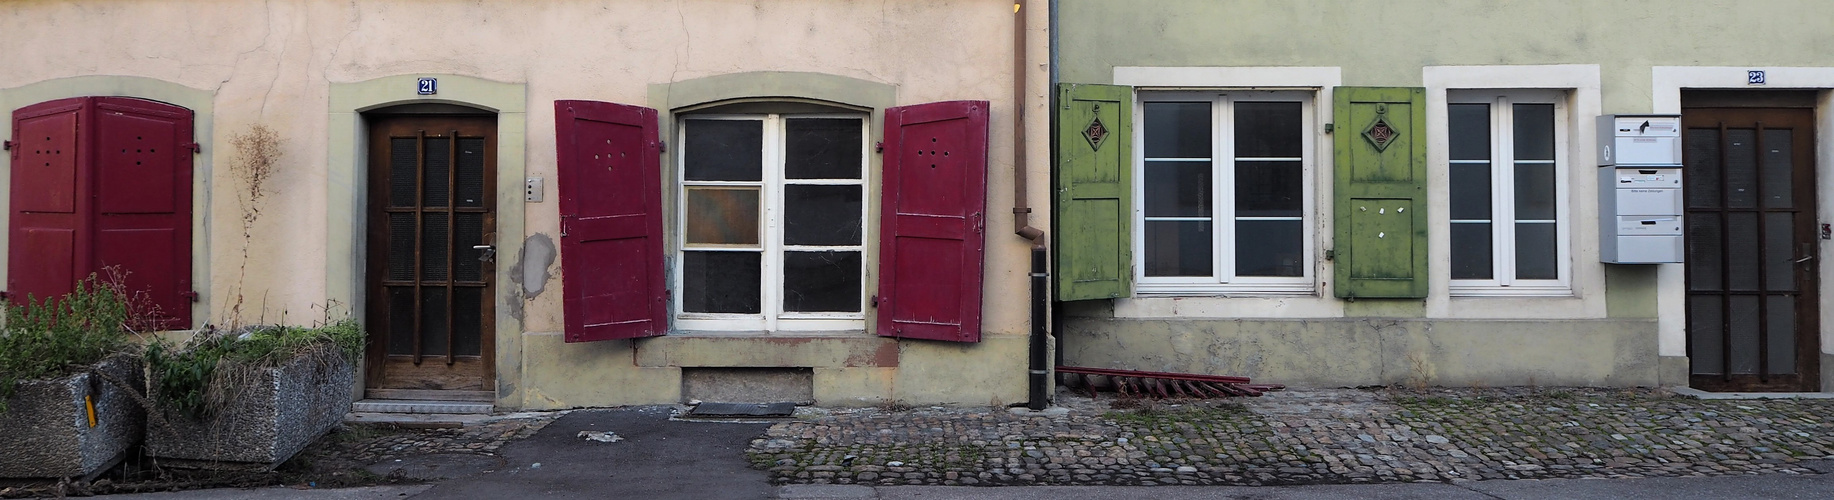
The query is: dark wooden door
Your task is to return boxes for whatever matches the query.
[365,115,496,393]
[1684,107,1819,392]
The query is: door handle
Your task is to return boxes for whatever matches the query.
[1797,242,1817,264]
[1795,255,1815,264]
[474,244,496,263]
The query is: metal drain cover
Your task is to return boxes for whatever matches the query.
[687,402,796,417]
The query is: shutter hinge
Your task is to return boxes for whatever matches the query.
[2,140,13,150]
[183,142,201,153]
[870,295,880,308]
[1323,123,1334,133]
[1324,248,1335,261]
[874,141,884,153]
[0,290,9,300]
[180,290,199,302]
[657,140,666,153]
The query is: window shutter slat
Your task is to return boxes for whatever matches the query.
[877,100,989,342]
[1333,87,1429,299]
[555,100,666,342]
[1055,84,1132,301]
[8,101,84,306]
[92,97,194,330]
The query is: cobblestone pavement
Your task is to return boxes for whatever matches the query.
[748,388,1834,487]
[294,412,561,477]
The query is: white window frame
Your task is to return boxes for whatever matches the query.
[673,113,870,332]
[1132,90,1317,295]
[1447,90,1572,296]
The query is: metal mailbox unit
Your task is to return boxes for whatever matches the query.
[1597,114,1684,263]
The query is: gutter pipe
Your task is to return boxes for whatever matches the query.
[1014,0,1051,411]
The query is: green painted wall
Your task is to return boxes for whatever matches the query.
[1059,0,1834,114]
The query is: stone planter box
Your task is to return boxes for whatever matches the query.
[0,355,145,480]
[146,352,354,470]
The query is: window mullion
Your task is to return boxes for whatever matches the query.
[1494,97,1516,287]
[763,114,784,330]
[1214,95,1234,283]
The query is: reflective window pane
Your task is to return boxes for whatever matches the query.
[1144,220,1212,277]
[1766,212,1797,291]
[1728,212,1759,290]
[1235,160,1302,217]
[685,188,760,245]
[1449,163,1491,221]
[1686,213,1723,291]
[1236,220,1303,277]
[1687,295,1724,375]
[1514,222,1557,280]
[1725,129,1758,208]
[1766,295,1796,375]
[786,118,863,180]
[1448,104,1490,161]
[1451,223,1493,280]
[1761,129,1794,208]
[684,119,763,181]
[784,185,862,246]
[423,137,450,207]
[1512,104,1555,161]
[1144,161,1210,217]
[1234,102,1303,158]
[783,251,862,313]
[1729,295,1760,374]
[682,251,761,313]
[1143,102,1211,159]
[1514,162,1556,221]
[1684,128,1721,208]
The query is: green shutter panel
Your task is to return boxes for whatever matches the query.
[1333,87,1428,299]
[1055,83,1132,301]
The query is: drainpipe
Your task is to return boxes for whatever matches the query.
[1014,0,1051,411]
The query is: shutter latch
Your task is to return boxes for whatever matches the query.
[559,214,572,237]
[182,143,201,153]
[180,290,199,302]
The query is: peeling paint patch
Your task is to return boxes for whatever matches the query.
[521,233,557,298]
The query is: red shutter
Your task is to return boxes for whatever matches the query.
[876,100,990,342]
[8,99,85,306]
[90,97,193,330]
[554,100,667,342]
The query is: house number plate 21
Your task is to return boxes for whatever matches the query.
[418,77,438,95]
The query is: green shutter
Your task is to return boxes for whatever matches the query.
[1055,83,1132,301]
[1333,87,1428,299]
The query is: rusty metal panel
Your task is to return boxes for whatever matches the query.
[876,100,989,343]
[555,100,666,342]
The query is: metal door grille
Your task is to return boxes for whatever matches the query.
[382,131,489,364]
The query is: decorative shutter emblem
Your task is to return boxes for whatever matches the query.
[1082,116,1110,152]
[1361,104,1399,152]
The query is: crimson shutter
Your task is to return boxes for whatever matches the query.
[876,100,989,342]
[555,100,667,342]
[8,99,85,307]
[91,97,194,330]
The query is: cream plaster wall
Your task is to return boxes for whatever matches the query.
[0,0,1050,407]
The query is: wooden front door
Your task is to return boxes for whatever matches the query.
[364,115,497,393]
[1684,107,1819,392]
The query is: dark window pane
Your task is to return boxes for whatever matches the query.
[423,137,450,207]
[682,251,761,313]
[1511,104,1555,161]
[388,213,415,281]
[783,251,862,312]
[1761,129,1794,208]
[1144,220,1212,277]
[387,286,414,355]
[684,120,763,181]
[1451,223,1493,280]
[786,118,863,180]
[455,212,484,282]
[1235,160,1302,217]
[1143,102,1211,159]
[784,185,863,246]
[1729,295,1759,374]
[420,287,449,357]
[1767,295,1796,375]
[422,214,449,281]
[1727,212,1759,291]
[1687,295,1723,375]
[390,138,417,207]
[1765,212,1796,292]
[1449,163,1492,221]
[1725,129,1757,208]
[457,138,486,208]
[1448,103,1490,161]
[1514,222,1557,280]
[1514,162,1556,221]
[685,188,759,245]
[453,287,482,356]
[1234,102,1303,158]
[1684,128,1721,208]
[1236,219,1303,277]
[1144,161,1211,217]
[1686,213,1722,291]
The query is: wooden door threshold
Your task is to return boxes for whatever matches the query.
[365,388,496,402]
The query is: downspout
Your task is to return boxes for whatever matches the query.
[1014,0,1051,411]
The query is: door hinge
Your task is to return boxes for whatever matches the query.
[183,142,201,153]
[179,290,200,302]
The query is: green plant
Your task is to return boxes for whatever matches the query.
[0,274,138,412]
[147,316,362,419]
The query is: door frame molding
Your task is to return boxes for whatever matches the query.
[328,75,526,406]
[1653,67,1834,390]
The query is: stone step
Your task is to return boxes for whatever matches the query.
[352,399,493,414]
